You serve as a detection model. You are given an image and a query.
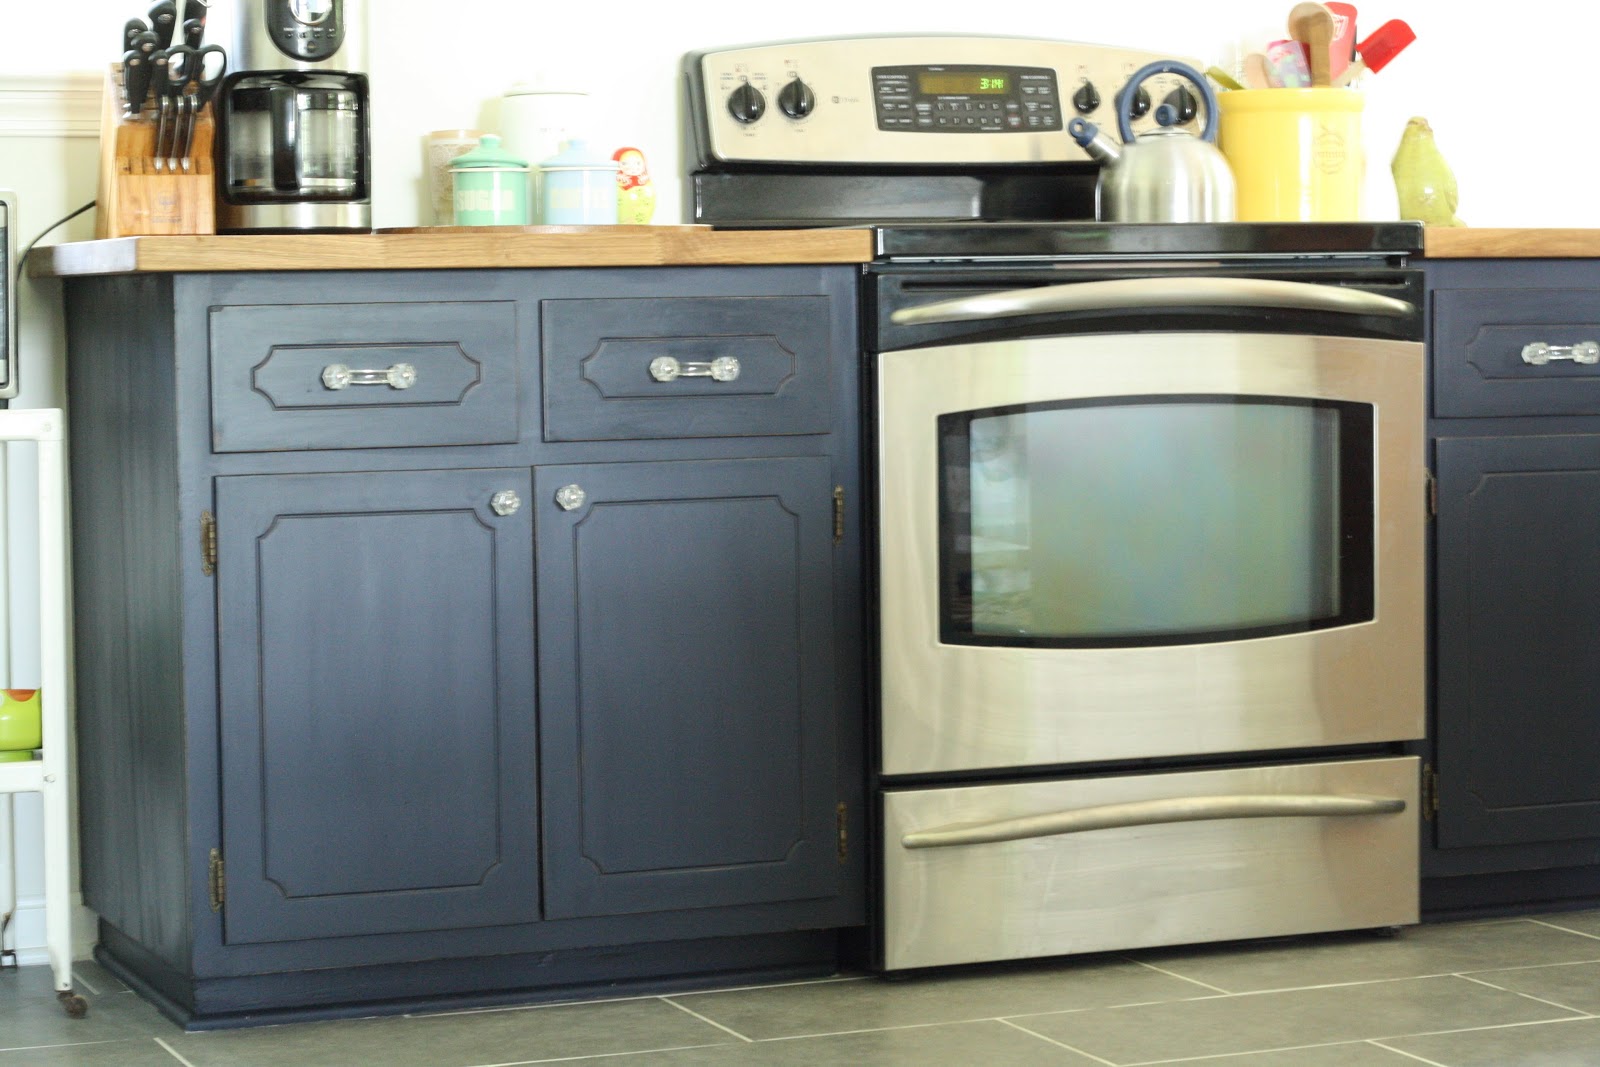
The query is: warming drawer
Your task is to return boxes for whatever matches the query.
[881,756,1419,970]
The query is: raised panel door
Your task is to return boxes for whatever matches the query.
[215,468,538,943]
[1434,434,1600,851]
[536,457,841,919]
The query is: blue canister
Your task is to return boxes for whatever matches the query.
[450,134,531,226]
[538,139,620,225]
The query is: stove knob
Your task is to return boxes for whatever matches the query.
[727,82,767,124]
[1128,85,1152,120]
[1162,85,1198,124]
[777,77,816,119]
[1071,81,1100,114]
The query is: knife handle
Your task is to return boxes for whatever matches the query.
[181,18,204,49]
[123,18,149,52]
[148,1,178,49]
[123,52,153,116]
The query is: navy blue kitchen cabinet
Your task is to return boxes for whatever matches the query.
[61,265,864,1026]
[1424,258,1600,915]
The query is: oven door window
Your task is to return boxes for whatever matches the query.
[939,395,1375,647]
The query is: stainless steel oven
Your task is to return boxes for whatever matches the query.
[682,32,1428,974]
[870,238,1426,970]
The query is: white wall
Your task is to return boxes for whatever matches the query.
[0,0,1594,963]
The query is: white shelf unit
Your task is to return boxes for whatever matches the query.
[0,408,81,1014]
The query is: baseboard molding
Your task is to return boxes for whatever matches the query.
[0,74,101,138]
[3,893,99,965]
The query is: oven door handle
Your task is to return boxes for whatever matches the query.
[900,793,1408,849]
[888,277,1415,326]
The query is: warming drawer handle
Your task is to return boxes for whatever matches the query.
[887,277,1415,326]
[900,793,1407,850]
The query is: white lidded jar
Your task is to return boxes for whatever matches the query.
[500,84,591,176]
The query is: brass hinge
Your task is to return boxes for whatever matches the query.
[208,848,226,912]
[1426,471,1437,519]
[836,802,849,864]
[1421,763,1439,822]
[832,486,845,545]
[201,511,218,576]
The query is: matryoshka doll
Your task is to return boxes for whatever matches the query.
[614,146,656,224]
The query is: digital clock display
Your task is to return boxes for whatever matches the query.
[917,72,1010,95]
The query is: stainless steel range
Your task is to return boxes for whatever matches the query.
[685,35,1427,973]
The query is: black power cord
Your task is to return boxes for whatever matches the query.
[5,200,97,409]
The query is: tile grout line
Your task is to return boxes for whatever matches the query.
[460,1041,736,1066]
[1526,918,1600,942]
[1367,1038,1459,1067]
[1453,971,1599,1017]
[409,975,869,1020]
[996,1017,1120,1066]
[154,1036,201,1067]
[1123,957,1233,994]
[68,968,100,996]
[660,995,755,1042]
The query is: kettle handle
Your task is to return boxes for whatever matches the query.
[1115,60,1219,145]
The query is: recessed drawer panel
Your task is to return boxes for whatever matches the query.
[881,757,1419,970]
[541,296,832,440]
[1433,288,1600,417]
[209,302,519,452]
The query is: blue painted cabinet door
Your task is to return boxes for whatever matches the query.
[215,469,539,944]
[1434,435,1600,852]
[536,458,842,919]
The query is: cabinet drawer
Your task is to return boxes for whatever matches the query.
[540,296,832,440]
[209,301,520,452]
[1433,288,1600,417]
[882,757,1419,970]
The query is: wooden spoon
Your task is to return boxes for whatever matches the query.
[1242,52,1274,89]
[1289,2,1336,87]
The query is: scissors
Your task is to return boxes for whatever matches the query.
[154,44,227,172]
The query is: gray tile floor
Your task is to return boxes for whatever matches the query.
[6,911,1600,1065]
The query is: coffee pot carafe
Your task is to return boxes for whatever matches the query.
[213,0,371,232]
[1067,61,1235,224]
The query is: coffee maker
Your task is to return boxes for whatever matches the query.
[213,0,370,232]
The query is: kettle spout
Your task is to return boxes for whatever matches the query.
[1067,117,1121,166]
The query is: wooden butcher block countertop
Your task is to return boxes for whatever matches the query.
[1424,228,1600,258]
[29,225,876,277]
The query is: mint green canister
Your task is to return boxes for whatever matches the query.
[450,134,531,226]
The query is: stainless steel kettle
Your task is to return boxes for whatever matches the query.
[1067,61,1235,223]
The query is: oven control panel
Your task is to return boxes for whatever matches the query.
[686,34,1202,166]
[871,65,1061,133]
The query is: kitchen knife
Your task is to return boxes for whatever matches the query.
[123,17,148,52]
[121,49,152,116]
[181,17,204,49]
[183,0,208,26]
[148,49,173,168]
[148,1,178,50]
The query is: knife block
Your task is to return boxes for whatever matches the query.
[96,64,216,239]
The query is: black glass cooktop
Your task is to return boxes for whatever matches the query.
[872,221,1425,260]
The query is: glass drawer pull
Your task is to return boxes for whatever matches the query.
[321,362,418,390]
[649,355,741,383]
[1521,341,1600,366]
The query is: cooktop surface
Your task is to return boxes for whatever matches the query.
[870,221,1425,260]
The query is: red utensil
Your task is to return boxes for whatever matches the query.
[1334,18,1416,85]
